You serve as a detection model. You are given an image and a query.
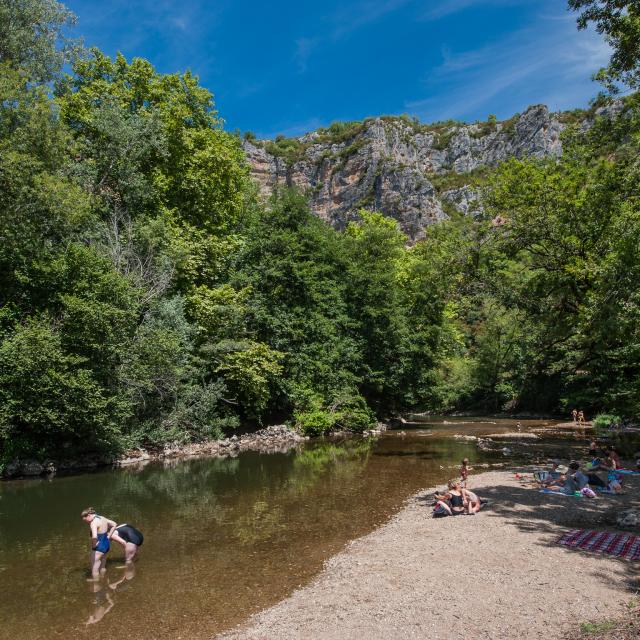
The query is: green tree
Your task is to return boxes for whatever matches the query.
[231,189,362,415]
[0,0,78,82]
[0,321,128,459]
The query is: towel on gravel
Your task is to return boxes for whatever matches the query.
[557,529,640,561]
[539,489,581,497]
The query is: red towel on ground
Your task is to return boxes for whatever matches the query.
[557,529,640,561]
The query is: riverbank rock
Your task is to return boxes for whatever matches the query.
[616,508,640,530]
[118,450,151,466]
[487,432,540,439]
[1,425,306,480]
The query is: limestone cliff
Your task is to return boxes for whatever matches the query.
[242,105,586,240]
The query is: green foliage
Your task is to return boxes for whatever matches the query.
[429,166,490,193]
[264,135,308,166]
[0,321,129,458]
[210,340,283,415]
[294,407,336,436]
[294,392,376,436]
[4,0,640,467]
[478,94,640,417]
[0,0,79,82]
[316,120,364,144]
[592,413,621,434]
[231,189,362,412]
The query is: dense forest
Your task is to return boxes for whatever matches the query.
[1,0,639,467]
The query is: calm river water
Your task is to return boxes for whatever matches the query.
[0,417,576,639]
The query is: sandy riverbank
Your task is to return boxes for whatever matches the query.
[219,469,639,640]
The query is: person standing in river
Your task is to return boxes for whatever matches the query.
[81,508,117,580]
[109,523,144,564]
[572,408,578,425]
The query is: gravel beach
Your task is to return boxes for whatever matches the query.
[218,469,640,640]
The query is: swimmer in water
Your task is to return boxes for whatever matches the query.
[109,523,144,564]
[81,507,117,580]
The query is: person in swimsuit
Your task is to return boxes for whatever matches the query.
[109,523,144,564]
[447,481,466,515]
[81,507,117,580]
[432,492,453,517]
[460,458,470,488]
[462,487,482,514]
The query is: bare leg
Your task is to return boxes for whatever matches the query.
[435,500,452,516]
[124,542,138,563]
[99,551,107,575]
[89,550,103,580]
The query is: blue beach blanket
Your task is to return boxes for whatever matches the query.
[539,489,581,497]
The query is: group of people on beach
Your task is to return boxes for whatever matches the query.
[432,458,485,517]
[430,437,632,517]
[535,442,626,496]
[81,507,144,579]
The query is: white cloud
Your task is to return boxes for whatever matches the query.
[421,0,531,22]
[405,14,611,122]
[330,0,414,39]
[294,37,321,73]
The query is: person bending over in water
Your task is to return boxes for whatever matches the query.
[109,523,144,564]
[81,507,117,580]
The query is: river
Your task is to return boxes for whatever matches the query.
[0,417,578,639]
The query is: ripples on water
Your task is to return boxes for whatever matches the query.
[0,418,576,639]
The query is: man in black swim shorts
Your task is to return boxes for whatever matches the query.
[109,523,144,563]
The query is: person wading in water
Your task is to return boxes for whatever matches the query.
[81,507,117,580]
[109,523,144,564]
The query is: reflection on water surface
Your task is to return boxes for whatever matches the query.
[0,418,567,639]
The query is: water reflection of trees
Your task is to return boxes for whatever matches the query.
[231,440,376,544]
[287,439,375,493]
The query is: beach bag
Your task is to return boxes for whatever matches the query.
[533,470,549,483]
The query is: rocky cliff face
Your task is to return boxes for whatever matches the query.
[242,105,571,240]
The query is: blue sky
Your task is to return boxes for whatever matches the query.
[64,0,610,138]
